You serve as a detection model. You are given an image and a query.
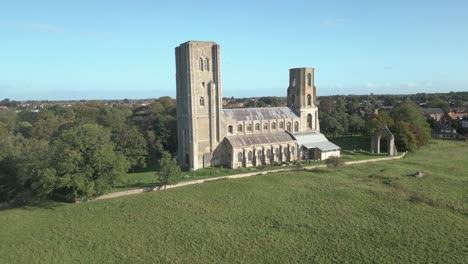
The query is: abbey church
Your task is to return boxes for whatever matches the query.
[176,41,340,170]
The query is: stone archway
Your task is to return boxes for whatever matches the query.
[371,126,398,155]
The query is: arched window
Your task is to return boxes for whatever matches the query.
[199,97,205,106]
[198,57,204,71]
[202,82,205,88]
[307,114,312,129]
[228,125,233,134]
[291,147,295,156]
[238,152,243,163]
[291,94,295,107]
[248,151,253,162]
[257,150,263,161]
[266,149,271,159]
[287,122,291,131]
[237,124,243,132]
[275,148,279,158]
[205,58,209,71]
[247,124,252,132]
[307,73,312,87]
[292,78,296,87]
[294,121,299,132]
[255,123,260,130]
[307,94,312,106]
[272,122,276,129]
[263,123,268,130]
[279,122,284,129]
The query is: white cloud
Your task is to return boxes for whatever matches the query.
[400,82,419,87]
[366,82,380,88]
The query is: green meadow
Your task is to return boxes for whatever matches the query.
[0,140,467,263]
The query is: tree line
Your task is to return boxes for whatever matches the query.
[0,97,177,204]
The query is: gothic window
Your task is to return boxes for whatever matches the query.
[266,149,271,159]
[307,94,312,106]
[247,124,252,132]
[238,124,243,132]
[248,151,253,162]
[287,122,291,132]
[275,148,279,158]
[255,123,260,130]
[199,57,204,71]
[202,82,205,88]
[307,73,312,87]
[199,97,205,106]
[279,122,284,129]
[294,121,299,132]
[238,152,243,163]
[292,78,296,87]
[228,125,233,134]
[272,122,276,129]
[205,58,209,71]
[263,123,268,130]
[291,147,295,156]
[257,150,262,160]
[291,94,295,107]
[307,114,312,129]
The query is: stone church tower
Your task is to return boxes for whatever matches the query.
[287,68,320,132]
[175,41,224,170]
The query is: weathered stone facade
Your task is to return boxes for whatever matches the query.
[176,40,339,170]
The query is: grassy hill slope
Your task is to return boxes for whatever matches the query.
[0,140,467,263]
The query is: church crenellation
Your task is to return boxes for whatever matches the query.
[176,40,340,170]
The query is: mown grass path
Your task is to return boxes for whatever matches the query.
[0,140,467,263]
[98,153,406,201]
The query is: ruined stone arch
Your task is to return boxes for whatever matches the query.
[371,126,398,155]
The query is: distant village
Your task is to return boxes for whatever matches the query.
[1,91,467,140]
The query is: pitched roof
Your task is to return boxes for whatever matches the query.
[223,107,299,121]
[226,132,295,148]
[292,132,341,151]
[420,108,444,114]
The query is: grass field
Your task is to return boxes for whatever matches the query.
[0,140,467,263]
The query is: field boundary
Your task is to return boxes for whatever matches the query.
[94,152,406,201]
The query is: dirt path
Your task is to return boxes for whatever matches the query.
[95,153,406,201]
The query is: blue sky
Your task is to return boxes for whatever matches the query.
[1,0,467,100]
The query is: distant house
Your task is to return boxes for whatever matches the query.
[420,108,444,122]
[434,123,465,140]
[447,111,468,120]
[380,106,393,111]
[0,106,8,110]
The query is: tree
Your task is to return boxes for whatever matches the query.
[32,124,130,199]
[326,156,344,171]
[155,151,181,189]
[392,100,431,150]
[111,125,148,170]
[319,99,335,113]
[0,133,48,202]
[426,96,449,112]
[319,112,343,138]
[348,114,365,134]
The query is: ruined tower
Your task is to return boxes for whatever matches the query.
[175,41,224,170]
[287,68,320,132]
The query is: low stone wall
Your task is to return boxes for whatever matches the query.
[95,153,406,201]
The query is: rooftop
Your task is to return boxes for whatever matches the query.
[420,108,444,114]
[292,132,341,151]
[223,107,299,121]
[226,132,295,148]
